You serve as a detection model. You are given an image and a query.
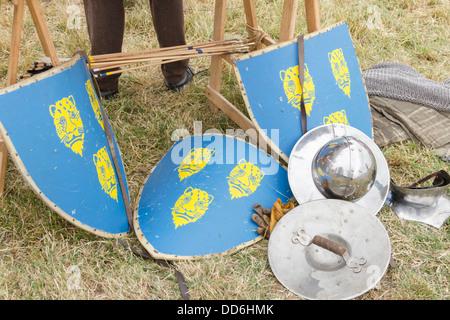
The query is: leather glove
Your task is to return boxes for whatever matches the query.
[252,198,295,239]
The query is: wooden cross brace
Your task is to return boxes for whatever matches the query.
[206,0,320,143]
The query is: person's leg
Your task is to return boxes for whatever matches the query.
[83,0,125,95]
[149,0,191,89]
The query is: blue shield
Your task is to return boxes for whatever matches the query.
[0,54,130,237]
[234,22,373,162]
[135,134,293,260]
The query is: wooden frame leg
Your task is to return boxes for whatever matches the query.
[305,0,320,33]
[6,0,24,86]
[279,0,299,42]
[26,0,60,66]
[2,0,26,195]
[208,0,227,114]
[206,0,259,142]
[1,0,60,195]
[206,0,319,144]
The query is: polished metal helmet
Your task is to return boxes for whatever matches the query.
[288,124,390,215]
[311,136,377,201]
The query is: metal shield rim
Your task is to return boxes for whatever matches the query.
[0,53,130,239]
[287,123,390,215]
[133,133,288,261]
[267,199,391,300]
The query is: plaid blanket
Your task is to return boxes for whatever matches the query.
[369,96,450,160]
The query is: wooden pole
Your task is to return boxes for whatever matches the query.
[6,0,24,86]
[305,0,320,33]
[208,0,227,114]
[26,0,60,66]
[1,0,60,195]
[279,0,299,42]
[1,0,26,195]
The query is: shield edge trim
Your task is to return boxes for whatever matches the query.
[0,53,129,239]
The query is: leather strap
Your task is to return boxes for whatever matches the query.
[117,239,190,300]
[297,35,307,135]
[80,51,190,300]
[408,170,449,188]
[75,48,133,230]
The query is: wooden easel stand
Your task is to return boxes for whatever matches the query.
[0,0,60,195]
[205,0,320,143]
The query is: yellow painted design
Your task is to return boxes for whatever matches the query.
[323,109,349,125]
[328,142,338,148]
[329,48,351,98]
[85,79,104,130]
[227,159,265,199]
[49,95,84,156]
[317,167,325,176]
[93,146,118,202]
[171,187,214,229]
[280,64,315,116]
[178,148,215,181]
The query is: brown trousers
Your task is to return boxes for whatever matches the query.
[83,0,189,92]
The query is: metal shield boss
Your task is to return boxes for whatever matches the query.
[288,123,390,215]
[267,199,391,300]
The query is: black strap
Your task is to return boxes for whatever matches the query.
[408,170,450,188]
[97,89,190,299]
[79,50,190,300]
[297,35,307,135]
[117,240,190,300]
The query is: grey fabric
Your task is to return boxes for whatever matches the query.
[363,62,450,113]
[369,96,450,159]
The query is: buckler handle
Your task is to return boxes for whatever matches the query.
[292,229,367,273]
[311,235,347,257]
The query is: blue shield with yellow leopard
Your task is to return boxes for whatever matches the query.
[134,134,293,260]
[234,22,372,162]
[0,53,129,237]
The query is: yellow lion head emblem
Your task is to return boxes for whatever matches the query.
[178,148,215,181]
[227,159,264,199]
[323,109,349,125]
[172,187,214,229]
[85,79,104,131]
[49,95,84,156]
[329,48,351,98]
[280,64,315,116]
[93,146,118,202]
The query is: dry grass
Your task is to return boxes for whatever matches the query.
[0,0,449,300]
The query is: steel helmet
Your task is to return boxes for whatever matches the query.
[288,124,390,215]
[311,136,377,201]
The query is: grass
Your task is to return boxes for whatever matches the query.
[0,0,449,300]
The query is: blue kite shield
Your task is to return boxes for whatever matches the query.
[234,22,373,162]
[0,53,130,237]
[134,134,293,260]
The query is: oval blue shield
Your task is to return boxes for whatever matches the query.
[135,134,293,260]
